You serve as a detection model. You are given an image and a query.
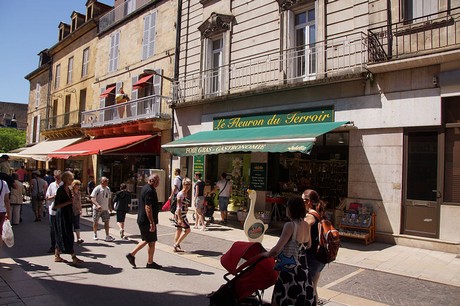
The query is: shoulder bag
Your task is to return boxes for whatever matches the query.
[274,221,299,272]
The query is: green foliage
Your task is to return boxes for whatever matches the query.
[0,128,26,152]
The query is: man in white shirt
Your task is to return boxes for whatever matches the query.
[168,168,183,202]
[212,173,232,225]
[91,177,114,241]
[45,170,62,253]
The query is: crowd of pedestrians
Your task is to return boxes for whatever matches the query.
[0,161,329,305]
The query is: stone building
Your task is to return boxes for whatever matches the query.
[0,101,27,130]
[163,0,460,252]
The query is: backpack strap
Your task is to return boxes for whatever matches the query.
[308,210,321,221]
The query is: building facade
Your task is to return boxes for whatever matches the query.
[164,0,460,252]
[24,0,175,193]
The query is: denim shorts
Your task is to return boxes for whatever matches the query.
[307,251,326,279]
[218,196,230,211]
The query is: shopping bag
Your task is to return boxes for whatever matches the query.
[2,219,14,248]
[162,199,171,211]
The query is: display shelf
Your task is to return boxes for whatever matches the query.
[339,212,376,245]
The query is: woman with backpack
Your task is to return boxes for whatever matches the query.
[303,189,327,297]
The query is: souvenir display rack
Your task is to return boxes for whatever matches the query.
[339,211,376,245]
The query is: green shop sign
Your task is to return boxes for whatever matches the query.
[213,109,334,130]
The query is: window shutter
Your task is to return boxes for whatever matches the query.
[153,68,162,96]
[100,88,106,108]
[131,76,139,100]
[35,83,41,108]
[109,32,120,72]
[35,114,41,142]
[142,14,150,60]
[142,12,156,60]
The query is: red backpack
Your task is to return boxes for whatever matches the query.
[309,211,340,264]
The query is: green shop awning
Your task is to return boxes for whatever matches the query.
[162,121,348,156]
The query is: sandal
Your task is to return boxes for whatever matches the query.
[70,256,84,265]
[55,256,67,263]
[173,244,184,253]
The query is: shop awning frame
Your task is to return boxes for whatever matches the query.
[162,121,349,156]
[49,135,155,159]
[17,137,84,161]
[100,86,116,98]
[133,75,153,90]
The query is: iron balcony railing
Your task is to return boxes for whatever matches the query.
[99,0,152,33]
[172,33,367,104]
[81,94,171,128]
[42,110,81,130]
[368,7,460,63]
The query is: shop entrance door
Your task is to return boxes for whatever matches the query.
[403,131,441,238]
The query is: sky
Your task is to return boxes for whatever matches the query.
[0,1,103,104]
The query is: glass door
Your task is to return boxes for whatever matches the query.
[403,131,440,238]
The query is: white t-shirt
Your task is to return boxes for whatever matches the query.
[172,176,183,195]
[91,185,111,211]
[216,179,232,197]
[0,180,11,213]
[45,181,63,216]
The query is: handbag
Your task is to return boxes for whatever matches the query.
[162,199,171,211]
[2,219,14,248]
[274,221,299,272]
[113,201,119,211]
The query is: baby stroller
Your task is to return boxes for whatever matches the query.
[208,241,278,306]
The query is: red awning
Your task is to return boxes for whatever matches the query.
[48,135,155,159]
[100,86,116,98]
[133,75,153,90]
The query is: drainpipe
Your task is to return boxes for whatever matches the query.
[168,0,183,191]
[387,0,392,59]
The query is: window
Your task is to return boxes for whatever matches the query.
[209,37,223,95]
[199,13,233,97]
[35,83,40,108]
[31,115,40,143]
[142,12,157,60]
[64,95,71,125]
[67,57,74,84]
[109,32,120,73]
[403,0,438,21]
[125,0,136,15]
[294,8,316,78]
[82,48,89,77]
[54,64,61,89]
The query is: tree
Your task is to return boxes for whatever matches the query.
[0,128,26,152]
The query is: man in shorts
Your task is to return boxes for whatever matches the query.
[126,174,162,269]
[91,177,114,241]
[212,173,232,225]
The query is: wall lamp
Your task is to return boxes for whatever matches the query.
[143,69,174,83]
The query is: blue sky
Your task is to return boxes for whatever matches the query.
[0,1,101,104]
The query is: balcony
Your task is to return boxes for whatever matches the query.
[368,7,460,65]
[42,110,81,131]
[99,0,152,33]
[173,33,367,104]
[81,94,171,128]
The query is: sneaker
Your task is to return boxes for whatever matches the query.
[146,262,162,269]
[105,235,115,242]
[120,229,124,239]
[126,253,136,267]
[93,234,98,240]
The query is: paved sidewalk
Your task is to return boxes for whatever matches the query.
[1,207,459,306]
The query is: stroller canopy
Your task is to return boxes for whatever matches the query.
[220,241,278,301]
